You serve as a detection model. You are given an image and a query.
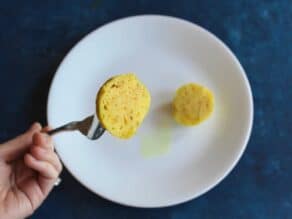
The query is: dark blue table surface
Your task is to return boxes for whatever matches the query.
[0,0,291,218]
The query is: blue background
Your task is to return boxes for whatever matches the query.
[0,0,291,218]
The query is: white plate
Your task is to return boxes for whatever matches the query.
[47,15,253,207]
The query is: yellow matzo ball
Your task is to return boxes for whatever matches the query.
[96,73,151,139]
[172,83,214,126]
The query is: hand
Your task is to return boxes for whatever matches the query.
[0,123,62,219]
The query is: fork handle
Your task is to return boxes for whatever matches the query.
[47,122,79,136]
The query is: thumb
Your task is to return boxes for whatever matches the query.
[0,123,42,162]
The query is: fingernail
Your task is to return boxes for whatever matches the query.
[30,122,41,131]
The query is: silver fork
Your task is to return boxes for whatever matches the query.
[47,115,105,140]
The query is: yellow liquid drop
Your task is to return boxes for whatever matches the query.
[140,122,172,158]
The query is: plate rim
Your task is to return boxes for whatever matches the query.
[47,14,254,208]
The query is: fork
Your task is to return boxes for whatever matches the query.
[47,115,105,140]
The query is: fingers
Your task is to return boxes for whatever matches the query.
[26,133,62,179]
[24,154,59,179]
[30,146,62,173]
[25,131,62,196]
[0,122,42,162]
[32,132,54,150]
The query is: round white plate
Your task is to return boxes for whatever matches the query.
[47,15,253,207]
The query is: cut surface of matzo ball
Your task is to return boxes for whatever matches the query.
[96,73,151,139]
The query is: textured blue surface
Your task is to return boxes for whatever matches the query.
[0,0,291,218]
